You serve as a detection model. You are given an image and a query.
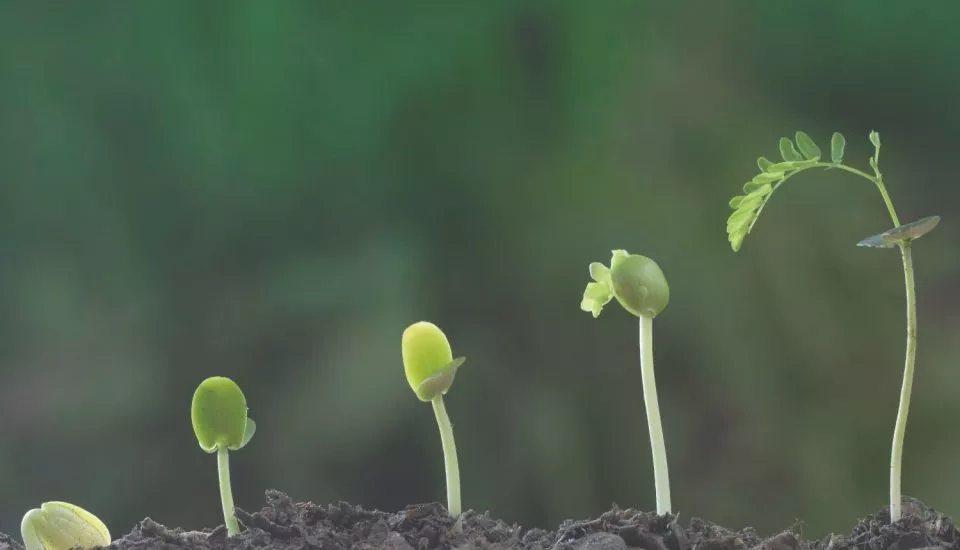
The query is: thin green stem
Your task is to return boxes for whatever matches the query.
[889,242,917,522]
[639,314,671,515]
[217,447,240,536]
[815,160,916,522]
[814,162,901,225]
[431,396,462,520]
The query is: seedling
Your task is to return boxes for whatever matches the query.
[580,250,672,515]
[191,376,256,536]
[402,321,466,521]
[726,130,939,522]
[21,501,110,550]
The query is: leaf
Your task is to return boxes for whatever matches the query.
[735,194,765,213]
[856,215,940,248]
[830,132,845,163]
[757,157,773,171]
[729,195,745,209]
[795,131,821,160]
[743,181,772,194]
[779,137,803,162]
[752,172,783,183]
[726,209,755,231]
[191,377,250,452]
[589,262,610,284]
[731,231,747,252]
[869,130,881,149]
[766,159,817,172]
[238,418,256,449]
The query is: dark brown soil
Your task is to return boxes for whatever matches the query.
[1,491,956,549]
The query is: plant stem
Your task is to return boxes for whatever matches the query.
[431,395,462,519]
[889,242,917,522]
[639,314,671,515]
[217,447,240,536]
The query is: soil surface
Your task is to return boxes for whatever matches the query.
[1,491,956,549]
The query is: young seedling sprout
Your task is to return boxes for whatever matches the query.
[725,130,940,522]
[21,501,110,550]
[580,250,672,515]
[402,321,466,522]
[191,376,257,536]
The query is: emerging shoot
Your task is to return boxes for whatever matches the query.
[725,130,940,522]
[402,321,466,521]
[21,501,110,550]
[191,376,256,536]
[580,250,672,515]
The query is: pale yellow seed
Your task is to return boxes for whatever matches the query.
[21,501,110,550]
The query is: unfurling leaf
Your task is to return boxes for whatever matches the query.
[795,131,821,160]
[779,137,803,162]
[869,130,881,149]
[831,132,845,163]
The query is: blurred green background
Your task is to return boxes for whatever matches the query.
[1,1,958,541]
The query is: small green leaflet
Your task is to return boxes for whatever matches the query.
[831,132,845,163]
[794,131,821,160]
[856,215,940,248]
[779,137,803,162]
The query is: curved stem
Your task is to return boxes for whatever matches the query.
[217,447,240,536]
[889,242,917,522]
[639,315,671,514]
[431,396,462,520]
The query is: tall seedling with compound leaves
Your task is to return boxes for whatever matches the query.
[726,130,940,522]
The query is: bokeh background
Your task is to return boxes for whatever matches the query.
[1,1,958,541]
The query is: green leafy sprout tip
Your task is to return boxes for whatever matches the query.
[402,321,466,523]
[191,376,256,536]
[580,250,672,515]
[21,501,110,550]
[725,130,941,522]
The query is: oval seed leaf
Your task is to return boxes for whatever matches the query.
[191,376,250,452]
[757,156,773,171]
[609,252,670,318]
[402,321,460,401]
[857,215,941,248]
[795,131,821,160]
[830,132,845,163]
[779,137,803,162]
[22,502,110,550]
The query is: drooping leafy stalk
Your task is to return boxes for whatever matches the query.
[726,130,938,522]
